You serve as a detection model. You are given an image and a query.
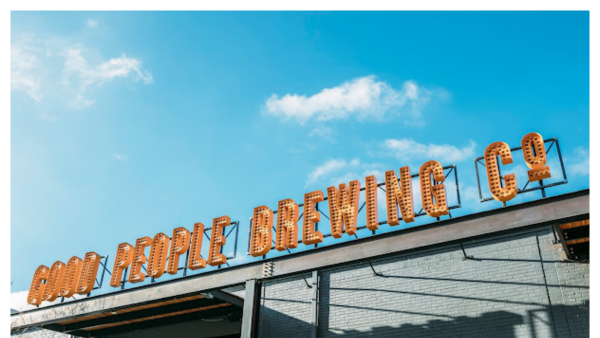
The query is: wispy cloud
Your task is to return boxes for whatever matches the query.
[11,45,42,101]
[114,153,127,161]
[307,159,351,186]
[383,138,477,163]
[11,35,153,111]
[567,147,589,176]
[305,158,384,188]
[40,112,59,121]
[264,75,446,124]
[63,49,153,109]
[460,185,490,212]
[86,19,99,28]
[308,125,336,143]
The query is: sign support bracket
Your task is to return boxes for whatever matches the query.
[460,243,474,260]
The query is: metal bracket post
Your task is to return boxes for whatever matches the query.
[311,271,319,338]
[241,279,260,338]
[460,243,474,260]
[368,261,384,277]
[303,276,312,289]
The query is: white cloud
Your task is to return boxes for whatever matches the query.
[63,49,152,109]
[308,125,336,143]
[114,153,127,161]
[567,147,589,176]
[11,36,153,111]
[265,75,445,124]
[459,185,491,212]
[64,50,153,84]
[71,95,96,109]
[383,138,477,163]
[462,185,481,202]
[306,158,385,188]
[307,159,349,186]
[87,19,99,28]
[40,112,59,121]
[11,45,42,101]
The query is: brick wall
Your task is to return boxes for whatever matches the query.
[10,327,74,338]
[257,226,589,338]
[258,273,314,337]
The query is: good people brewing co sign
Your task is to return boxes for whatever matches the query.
[27,132,565,305]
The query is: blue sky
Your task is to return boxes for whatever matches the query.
[11,11,589,306]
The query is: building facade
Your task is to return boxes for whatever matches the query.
[11,190,589,338]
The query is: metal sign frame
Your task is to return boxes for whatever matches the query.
[247,164,461,258]
[34,135,575,306]
[59,221,241,299]
[474,137,568,203]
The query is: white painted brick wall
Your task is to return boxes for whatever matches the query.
[11,327,74,338]
[258,273,314,337]
[258,226,589,338]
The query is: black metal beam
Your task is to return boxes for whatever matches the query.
[59,297,227,333]
[88,304,240,337]
[209,289,244,308]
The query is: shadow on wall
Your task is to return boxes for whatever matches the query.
[315,286,589,338]
[259,302,588,338]
[325,306,586,337]
[259,270,589,338]
[330,310,524,337]
[256,229,590,337]
[314,281,588,338]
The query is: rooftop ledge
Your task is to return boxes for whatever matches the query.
[11,189,590,330]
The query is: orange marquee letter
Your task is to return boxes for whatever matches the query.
[365,175,379,230]
[76,252,101,295]
[303,191,324,245]
[27,265,49,305]
[484,142,518,202]
[168,227,191,274]
[208,216,231,266]
[327,180,360,238]
[148,233,170,279]
[419,161,449,217]
[60,256,83,298]
[522,132,551,182]
[129,237,152,283]
[188,223,207,270]
[43,261,66,302]
[385,167,415,225]
[250,206,274,257]
[275,199,299,251]
[110,243,134,287]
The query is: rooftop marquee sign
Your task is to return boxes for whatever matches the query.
[27,132,567,305]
